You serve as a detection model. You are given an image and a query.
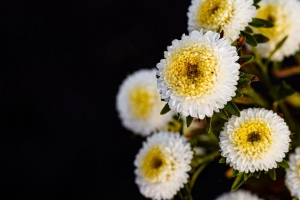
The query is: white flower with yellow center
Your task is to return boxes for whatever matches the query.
[215,189,262,200]
[157,30,240,119]
[285,147,300,199]
[253,0,300,61]
[219,108,291,173]
[187,0,256,43]
[116,69,173,136]
[134,131,193,200]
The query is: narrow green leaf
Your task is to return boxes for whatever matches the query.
[233,169,239,177]
[239,72,244,77]
[277,81,296,101]
[237,78,251,89]
[244,172,252,181]
[244,26,253,33]
[156,75,160,79]
[238,55,254,65]
[224,101,240,117]
[268,168,276,180]
[254,171,261,179]
[233,91,243,98]
[215,110,228,120]
[205,116,212,133]
[254,0,261,4]
[275,36,288,53]
[253,4,260,9]
[160,103,171,115]
[231,173,244,191]
[253,34,269,43]
[249,18,274,28]
[219,157,226,163]
[277,159,290,169]
[241,31,257,46]
[186,116,194,128]
[240,73,255,80]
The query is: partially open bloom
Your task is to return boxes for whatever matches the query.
[157,30,240,119]
[134,131,193,199]
[187,0,256,43]
[285,147,300,199]
[215,189,262,200]
[219,108,291,173]
[253,0,300,61]
[116,69,173,136]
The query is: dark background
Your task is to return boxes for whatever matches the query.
[4,0,298,199]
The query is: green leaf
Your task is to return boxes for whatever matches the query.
[237,78,251,89]
[224,101,240,117]
[253,4,260,9]
[253,34,269,43]
[254,0,261,4]
[244,173,252,181]
[205,116,212,133]
[268,168,276,180]
[249,18,274,28]
[277,159,290,169]
[254,171,261,179]
[238,55,254,65]
[215,109,228,120]
[275,36,288,53]
[186,116,194,128]
[233,91,243,98]
[231,173,244,191]
[239,72,244,77]
[160,103,171,115]
[233,169,239,177]
[241,31,257,46]
[219,157,226,163]
[244,26,253,33]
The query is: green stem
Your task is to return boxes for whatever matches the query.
[184,184,193,200]
[242,87,270,108]
[252,47,271,88]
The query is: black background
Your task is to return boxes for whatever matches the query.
[4,0,297,199]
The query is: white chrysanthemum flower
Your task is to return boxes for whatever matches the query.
[285,147,300,199]
[157,30,240,119]
[187,0,256,43]
[219,108,291,173]
[116,69,173,137]
[134,131,193,200]
[215,189,262,200]
[253,0,300,61]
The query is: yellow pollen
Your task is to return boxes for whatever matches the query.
[256,4,290,40]
[164,45,218,97]
[129,86,158,119]
[196,0,234,30]
[140,146,168,181]
[233,120,272,159]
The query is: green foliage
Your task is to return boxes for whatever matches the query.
[238,55,254,66]
[268,168,276,180]
[249,18,274,28]
[224,101,240,117]
[253,34,269,43]
[160,103,171,115]
[231,172,244,191]
[186,116,194,128]
[241,31,257,46]
[219,157,226,163]
[277,159,290,169]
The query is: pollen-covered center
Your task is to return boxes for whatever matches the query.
[233,120,272,159]
[256,4,290,40]
[140,146,169,181]
[129,86,158,119]
[196,0,234,30]
[164,44,218,97]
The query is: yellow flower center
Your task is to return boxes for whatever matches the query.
[129,86,158,119]
[256,4,290,40]
[140,146,170,182]
[164,44,218,97]
[233,120,272,158]
[196,0,234,30]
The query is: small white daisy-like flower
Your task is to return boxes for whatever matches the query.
[219,108,291,173]
[116,69,173,137]
[285,147,300,199]
[253,0,300,61]
[187,0,256,43]
[134,131,193,200]
[157,30,240,119]
[215,189,262,200]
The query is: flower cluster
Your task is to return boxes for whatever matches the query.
[116,0,300,199]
